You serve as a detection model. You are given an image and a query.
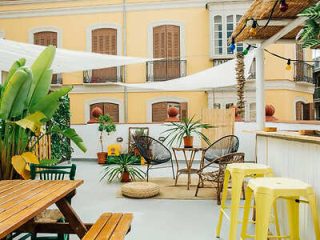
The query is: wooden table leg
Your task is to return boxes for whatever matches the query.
[56,197,87,238]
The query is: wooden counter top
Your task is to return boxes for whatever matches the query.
[256,131,320,145]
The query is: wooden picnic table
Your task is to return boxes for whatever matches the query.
[0,180,87,239]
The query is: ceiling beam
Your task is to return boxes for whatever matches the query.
[261,16,307,48]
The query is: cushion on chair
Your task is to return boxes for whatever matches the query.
[121,182,160,198]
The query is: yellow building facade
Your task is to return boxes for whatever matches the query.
[0,0,315,123]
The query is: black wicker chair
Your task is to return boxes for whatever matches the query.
[203,135,239,163]
[134,136,175,181]
[195,152,245,205]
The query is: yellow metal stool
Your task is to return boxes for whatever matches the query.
[216,163,274,239]
[241,177,320,240]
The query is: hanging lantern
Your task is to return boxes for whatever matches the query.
[229,38,236,53]
[279,0,288,12]
[242,45,251,55]
[286,59,292,71]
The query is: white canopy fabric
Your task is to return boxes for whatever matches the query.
[0,39,149,74]
[110,51,255,91]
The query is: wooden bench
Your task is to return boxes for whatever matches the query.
[82,213,133,240]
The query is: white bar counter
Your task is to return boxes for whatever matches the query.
[256,131,320,239]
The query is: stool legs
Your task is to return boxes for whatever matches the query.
[229,173,245,240]
[255,192,274,240]
[306,192,320,239]
[287,198,300,240]
[216,170,230,237]
[240,187,253,239]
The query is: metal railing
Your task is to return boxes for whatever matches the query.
[146,59,187,82]
[294,62,314,84]
[314,87,320,102]
[83,67,123,83]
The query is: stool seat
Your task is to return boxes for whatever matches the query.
[227,163,272,174]
[248,177,312,194]
[216,162,274,239]
[241,177,320,240]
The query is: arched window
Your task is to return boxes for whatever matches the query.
[34,31,60,84]
[152,102,187,122]
[90,102,119,123]
[91,28,118,82]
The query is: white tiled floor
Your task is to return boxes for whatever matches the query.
[69,160,233,240]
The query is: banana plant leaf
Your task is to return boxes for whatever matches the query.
[0,68,32,120]
[12,152,39,180]
[51,125,87,153]
[30,86,72,120]
[15,112,47,134]
[27,45,55,106]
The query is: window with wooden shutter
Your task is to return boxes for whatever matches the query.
[92,28,117,83]
[104,103,119,123]
[34,31,59,84]
[152,102,168,122]
[153,25,180,81]
[152,101,188,122]
[296,101,304,120]
[90,102,119,123]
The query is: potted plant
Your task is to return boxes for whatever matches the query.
[163,116,214,148]
[100,154,145,182]
[97,114,116,164]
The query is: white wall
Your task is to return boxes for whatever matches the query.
[71,122,320,161]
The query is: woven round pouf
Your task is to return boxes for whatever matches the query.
[121,182,160,199]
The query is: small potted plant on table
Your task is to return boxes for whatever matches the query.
[100,154,145,182]
[97,114,116,164]
[163,116,214,148]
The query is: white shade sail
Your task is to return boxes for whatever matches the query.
[0,39,150,74]
[111,51,255,91]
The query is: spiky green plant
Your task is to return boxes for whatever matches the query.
[298,3,320,48]
[0,46,86,180]
[162,115,214,147]
[100,154,145,182]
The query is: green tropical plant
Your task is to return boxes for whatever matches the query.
[97,114,116,152]
[298,3,320,48]
[0,46,86,180]
[162,116,214,147]
[100,154,145,182]
[51,95,72,162]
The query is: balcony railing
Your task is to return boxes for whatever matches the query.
[314,87,320,103]
[146,59,187,82]
[314,56,320,73]
[83,67,122,83]
[294,62,314,84]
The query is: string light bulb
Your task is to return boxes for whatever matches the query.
[279,0,288,12]
[242,45,251,55]
[229,38,236,53]
[286,59,292,71]
[249,20,257,37]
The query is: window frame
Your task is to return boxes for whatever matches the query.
[210,13,246,59]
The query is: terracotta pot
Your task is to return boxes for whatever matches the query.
[183,136,194,148]
[97,152,107,164]
[121,171,131,182]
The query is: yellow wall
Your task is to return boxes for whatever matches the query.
[266,90,313,121]
[70,91,207,124]
[0,0,315,124]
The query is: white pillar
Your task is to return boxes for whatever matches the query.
[255,47,265,130]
